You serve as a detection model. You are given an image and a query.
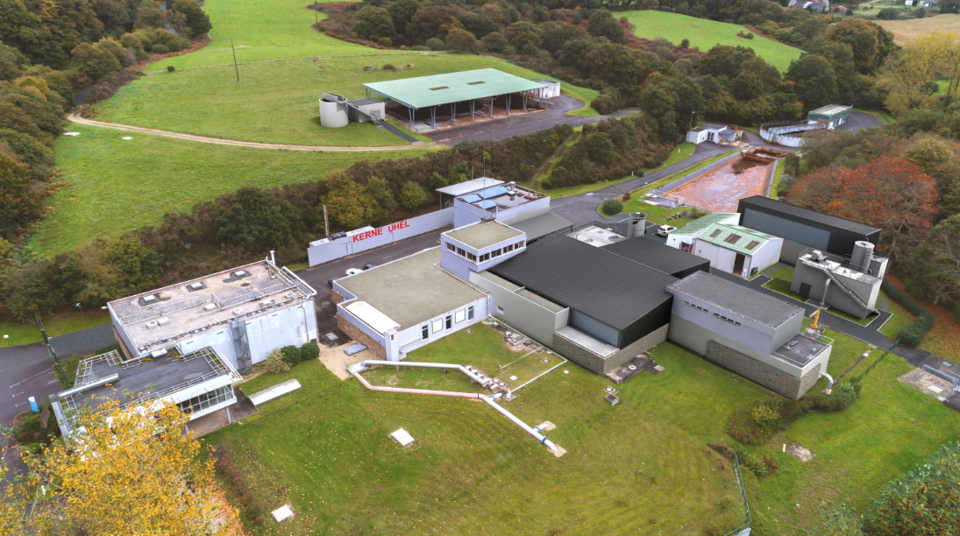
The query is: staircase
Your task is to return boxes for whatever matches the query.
[804,259,876,314]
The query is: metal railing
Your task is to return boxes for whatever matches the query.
[708,439,752,536]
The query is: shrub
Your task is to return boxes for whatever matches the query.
[680,38,690,48]
[622,192,631,202]
[264,349,291,374]
[400,181,428,211]
[425,37,445,51]
[280,345,301,365]
[882,280,935,347]
[877,7,899,19]
[167,65,175,72]
[300,342,320,362]
[600,198,623,216]
[382,63,396,70]
[379,37,392,47]
[587,132,615,164]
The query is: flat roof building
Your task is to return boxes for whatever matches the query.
[108,260,317,371]
[601,237,710,279]
[49,346,242,436]
[737,195,881,263]
[667,271,832,399]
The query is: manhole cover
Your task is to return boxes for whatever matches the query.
[628,365,637,371]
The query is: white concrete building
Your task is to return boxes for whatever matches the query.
[108,259,317,371]
[665,213,741,251]
[686,123,741,145]
[692,223,783,278]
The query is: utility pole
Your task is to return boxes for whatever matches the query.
[48,344,67,387]
[323,205,330,238]
[230,37,240,82]
[36,315,48,345]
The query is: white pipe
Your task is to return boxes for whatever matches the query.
[355,373,480,399]
[358,360,492,387]
[820,371,834,395]
[479,394,557,452]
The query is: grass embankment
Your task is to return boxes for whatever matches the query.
[874,14,960,45]
[33,126,432,257]
[621,11,802,72]
[208,322,960,535]
[0,312,112,347]
[768,158,784,199]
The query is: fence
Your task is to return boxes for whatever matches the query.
[708,439,753,536]
[855,339,899,383]
[307,208,454,266]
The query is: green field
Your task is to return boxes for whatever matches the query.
[93,54,598,147]
[32,126,431,257]
[0,312,111,347]
[207,322,960,535]
[622,11,802,73]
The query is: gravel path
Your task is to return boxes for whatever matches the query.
[67,113,436,152]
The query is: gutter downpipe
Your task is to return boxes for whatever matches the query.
[820,371,834,395]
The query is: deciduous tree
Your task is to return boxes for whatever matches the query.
[908,215,960,305]
[0,152,39,236]
[400,181,427,211]
[445,28,477,53]
[215,186,302,253]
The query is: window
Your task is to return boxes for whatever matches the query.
[432,319,443,333]
[480,253,490,262]
[447,243,456,252]
[422,325,429,340]
[445,315,452,330]
[713,312,741,326]
[504,244,513,253]
[724,234,742,245]
[457,247,465,256]
[468,305,475,320]
[496,306,504,314]
[517,240,525,248]
[178,386,233,415]
[491,249,501,258]
[455,310,466,323]
[709,229,723,238]
[745,240,760,250]
[680,242,692,253]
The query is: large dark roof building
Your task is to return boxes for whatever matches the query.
[737,195,881,263]
[490,233,678,348]
[601,237,710,279]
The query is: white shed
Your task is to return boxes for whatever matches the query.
[666,213,741,251]
[692,223,783,278]
[537,80,561,99]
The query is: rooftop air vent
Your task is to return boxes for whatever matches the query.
[139,294,160,306]
[233,308,244,316]
[204,303,216,311]
[429,86,449,91]
[467,81,485,85]
[231,270,251,280]
[157,317,170,326]
[187,282,206,292]
[145,320,159,329]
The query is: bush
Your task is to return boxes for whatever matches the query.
[425,37,445,51]
[600,198,623,216]
[400,181,427,211]
[167,65,175,72]
[300,342,320,362]
[280,345,301,365]
[882,280,935,347]
[382,63,396,70]
[587,132,616,164]
[264,349,291,374]
[877,7,899,19]
[622,192,631,202]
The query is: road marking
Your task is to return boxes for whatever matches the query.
[11,392,24,398]
[10,368,54,388]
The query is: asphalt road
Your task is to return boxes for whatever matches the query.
[0,343,61,428]
[425,96,641,146]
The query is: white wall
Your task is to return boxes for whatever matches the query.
[692,240,739,273]
[749,238,783,276]
[391,295,491,359]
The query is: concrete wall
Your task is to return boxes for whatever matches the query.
[453,199,490,228]
[469,272,569,347]
[687,130,709,144]
[790,262,877,318]
[569,310,619,347]
[692,240,741,274]
[553,324,668,375]
[668,315,801,376]
[779,238,807,265]
[308,208,453,267]
[749,238,783,277]
[707,341,822,399]
[671,294,783,355]
[243,302,317,366]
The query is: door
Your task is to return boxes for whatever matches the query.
[799,282,812,298]
[733,254,745,277]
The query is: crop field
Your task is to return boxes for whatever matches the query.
[208,322,960,535]
[32,126,430,257]
[874,14,960,44]
[622,11,802,73]
[93,54,598,147]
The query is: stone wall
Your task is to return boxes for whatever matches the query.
[554,325,669,375]
[337,314,386,359]
[706,340,820,399]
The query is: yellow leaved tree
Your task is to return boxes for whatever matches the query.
[0,396,243,535]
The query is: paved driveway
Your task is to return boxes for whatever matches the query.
[0,343,61,427]
[425,96,641,146]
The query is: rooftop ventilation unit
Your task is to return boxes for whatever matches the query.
[157,317,170,326]
[231,270,251,280]
[481,215,496,223]
[187,282,206,292]
[139,294,160,306]
[145,320,159,329]
[204,303,216,312]
[233,308,244,316]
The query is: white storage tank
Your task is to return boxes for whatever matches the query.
[319,93,349,128]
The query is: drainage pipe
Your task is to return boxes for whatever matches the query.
[479,394,557,452]
[354,373,480,399]
[820,371,834,395]
[358,360,492,387]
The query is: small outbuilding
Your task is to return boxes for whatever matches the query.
[686,123,741,145]
[692,223,783,278]
[807,104,852,129]
[665,213,742,252]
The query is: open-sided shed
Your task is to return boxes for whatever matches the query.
[363,68,548,129]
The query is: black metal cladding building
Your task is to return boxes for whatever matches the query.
[489,233,678,349]
[737,196,881,262]
[601,237,711,279]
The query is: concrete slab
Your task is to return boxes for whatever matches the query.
[247,379,301,406]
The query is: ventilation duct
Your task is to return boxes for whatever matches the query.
[627,212,646,239]
[850,241,875,273]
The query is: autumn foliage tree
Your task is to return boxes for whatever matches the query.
[0,397,243,535]
[789,157,938,263]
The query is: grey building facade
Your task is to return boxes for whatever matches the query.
[790,243,888,318]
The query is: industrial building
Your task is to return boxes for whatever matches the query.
[602,237,710,279]
[665,213,741,251]
[318,92,386,128]
[107,259,318,372]
[791,242,888,318]
[807,104,853,129]
[667,271,833,399]
[686,123,742,145]
[737,195,881,263]
[691,223,783,278]
[362,68,552,131]
[49,346,242,436]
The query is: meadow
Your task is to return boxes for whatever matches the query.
[208,322,960,535]
[32,126,431,257]
[874,13,960,44]
[622,10,803,73]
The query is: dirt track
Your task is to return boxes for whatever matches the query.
[67,113,436,152]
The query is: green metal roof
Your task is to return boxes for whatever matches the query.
[672,213,739,236]
[808,104,852,119]
[696,223,778,255]
[364,68,547,109]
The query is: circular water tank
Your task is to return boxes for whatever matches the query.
[319,98,348,128]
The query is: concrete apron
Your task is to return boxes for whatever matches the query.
[185,387,258,438]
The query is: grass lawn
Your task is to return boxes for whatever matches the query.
[621,11,802,72]
[768,158,785,199]
[95,54,599,147]
[0,311,112,347]
[32,125,432,257]
[874,14,960,44]
[877,289,914,339]
[206,321,960,535]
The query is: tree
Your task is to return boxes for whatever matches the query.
[170,0,212,37]
[790,157,938,262]
[70,42,122,80]
[366,176,396,215]
[587,132,615,164]
[321,171,380,230]
[881,31,956,116]
[586,10,626,44]
[942,0,960,13]
[504,21,541,50]
[356,6,395,41]
[0,259,61,321]
[698,45,755,79]
[908,215,960,305]
[446,28,477,53]
[400,181,428,211]
[481,31,509,53]
[0,397,242,535]
[0,152,39,236]
[388,0,421,36]
[827,18,893,73]
[786,54,839,110]
[405,5,458,43]
[215,186,302,253]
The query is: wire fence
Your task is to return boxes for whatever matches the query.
[708,438,752,536]
[855,338,900,383]
[141,51,443,74]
